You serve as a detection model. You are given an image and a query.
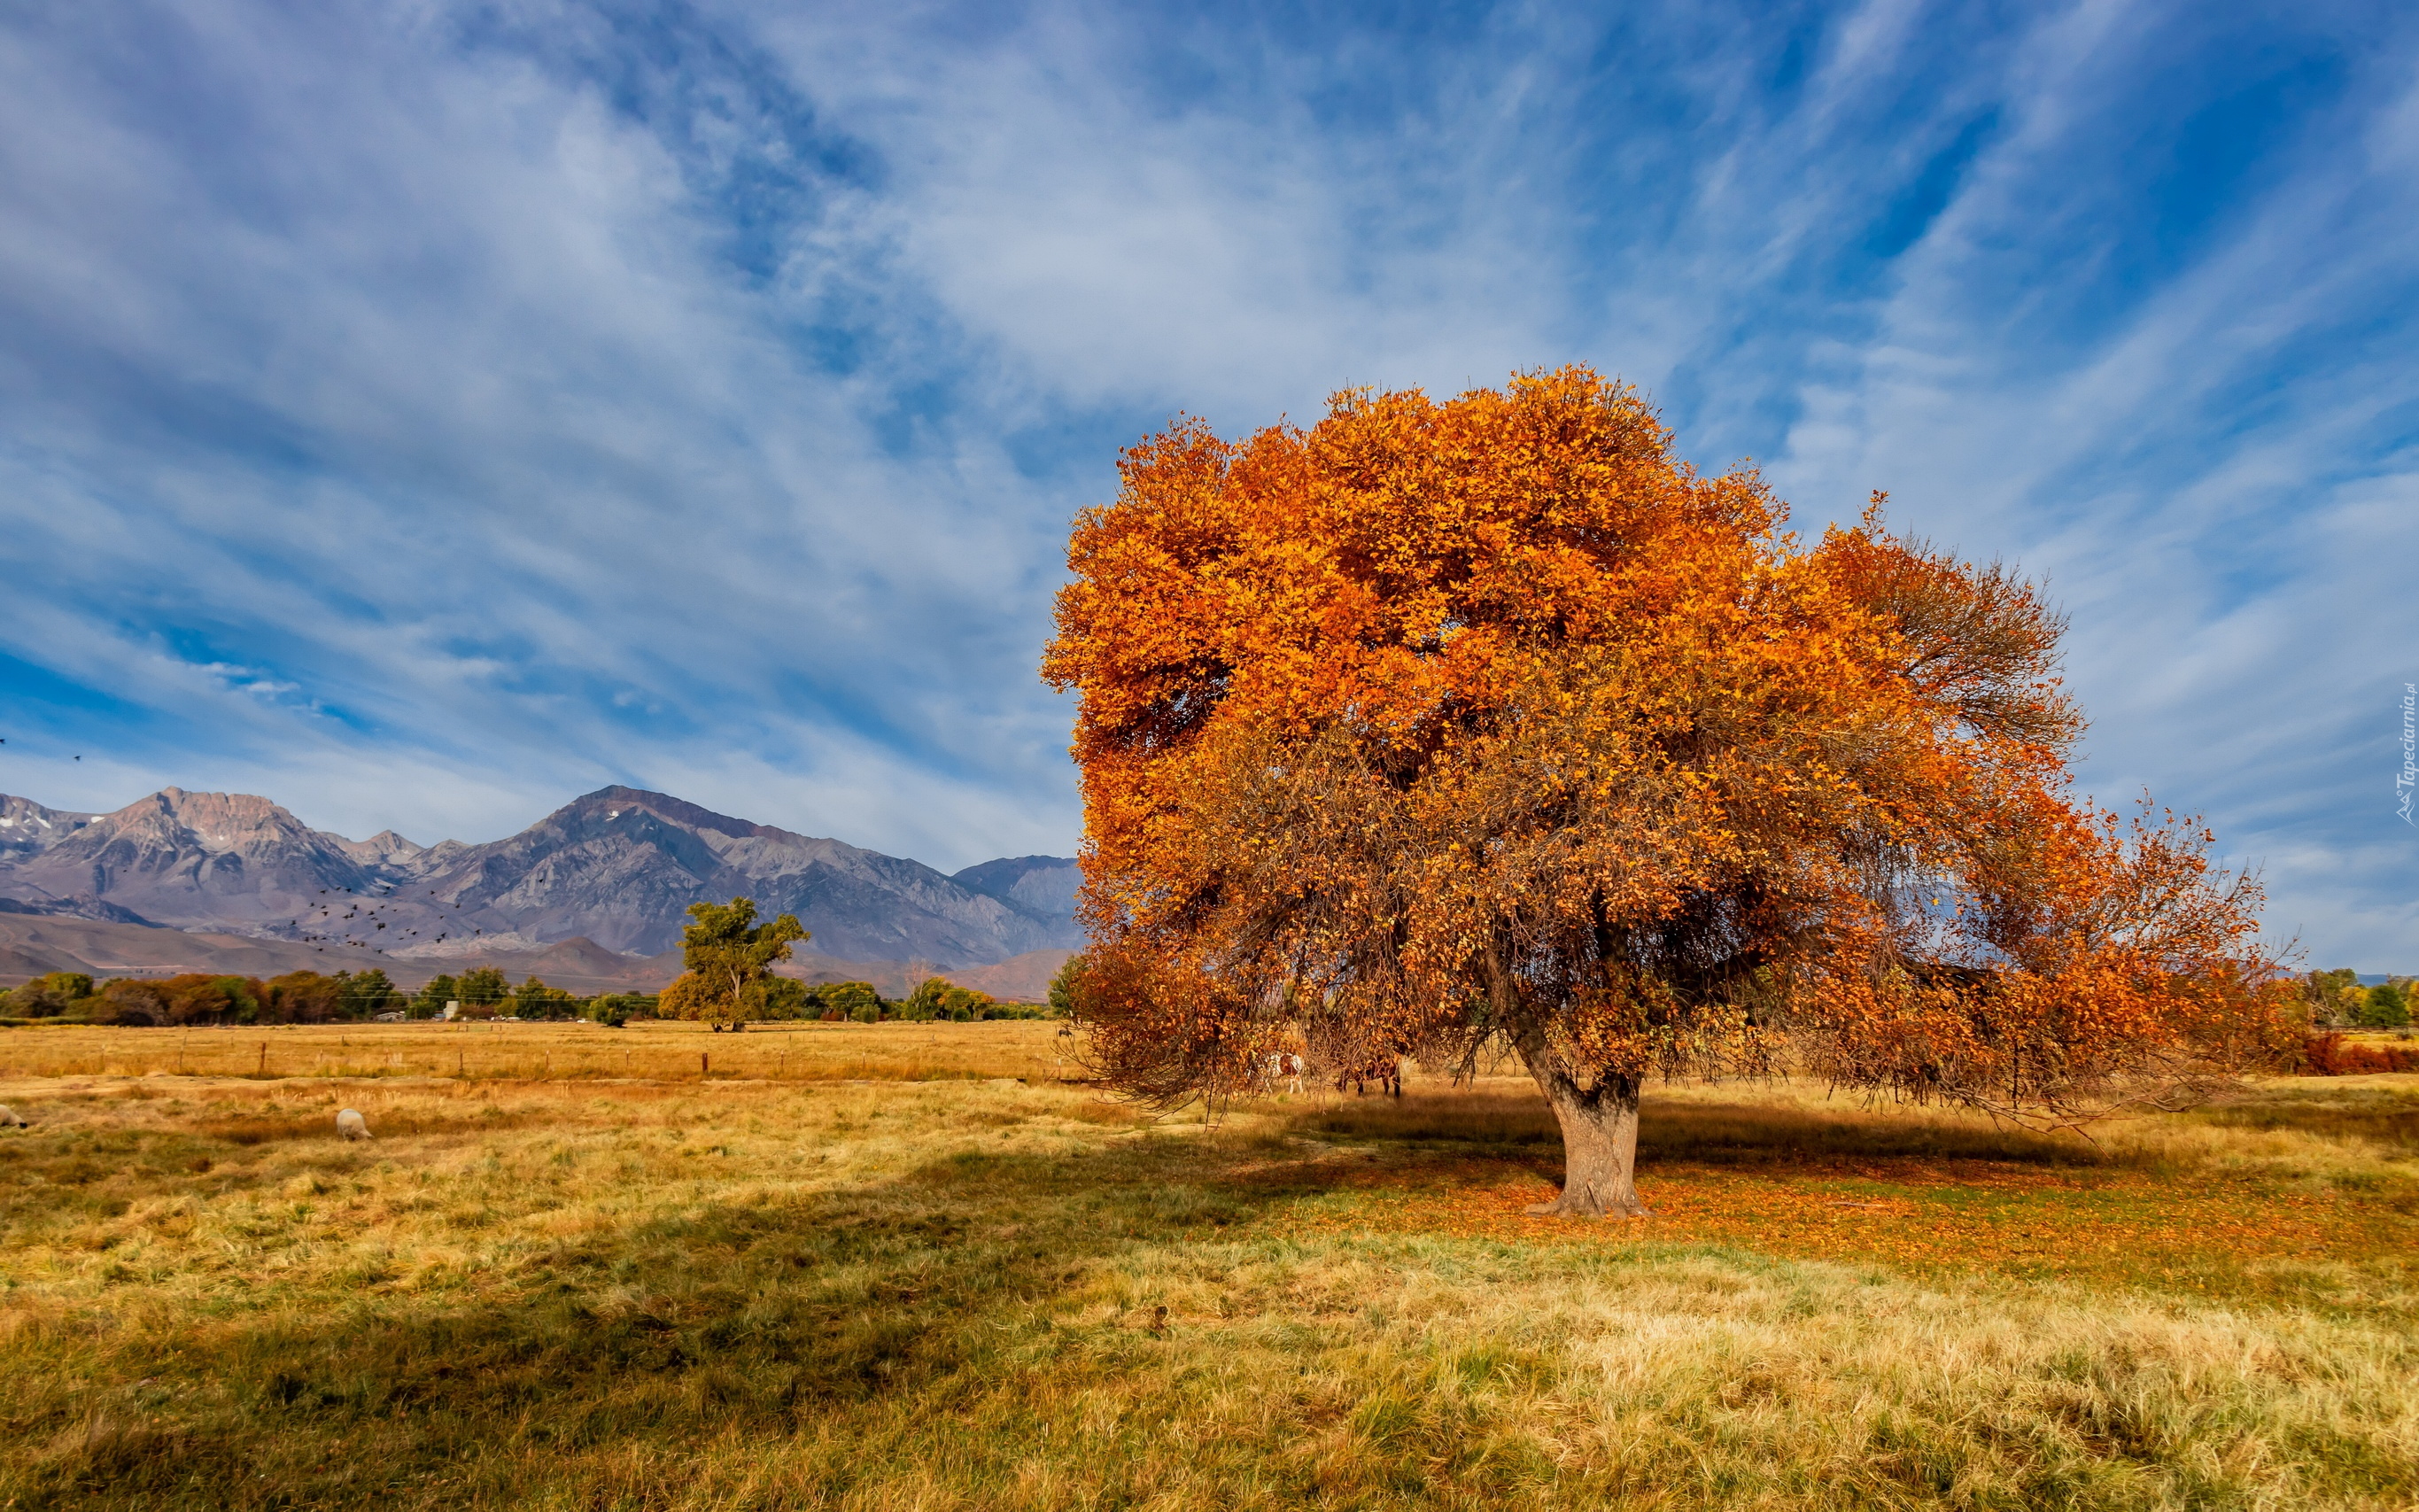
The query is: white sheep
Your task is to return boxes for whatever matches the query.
[336,1107,373,1141]
[0,1105,24,1128]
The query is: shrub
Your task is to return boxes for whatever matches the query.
[2304,1032,2419,1075]
[584,995,644,1027]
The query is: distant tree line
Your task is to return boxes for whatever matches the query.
[0,950,1082,1028]
[2301,970,2413,1030]
[655,973,1057,1025]
[4,902,1079,1027]
[0,968,646,1027]
[651,897,1061,1027]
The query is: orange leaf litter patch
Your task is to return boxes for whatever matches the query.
[1250,1153,2412,1287]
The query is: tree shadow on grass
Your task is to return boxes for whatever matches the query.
[2177,1084,2419,1149]
[1276,1082,2117,1171]
[14,1081,2415,1508]
[4,1136,1323,1509]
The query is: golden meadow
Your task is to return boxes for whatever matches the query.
[3,1019,2415,1509]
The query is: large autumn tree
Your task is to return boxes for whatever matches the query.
[1043,368,2291,1217]
[662,897,808,1028]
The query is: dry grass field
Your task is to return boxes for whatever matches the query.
[1,1019,2415,1509]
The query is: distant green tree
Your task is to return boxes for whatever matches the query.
[815,981,881,1023]
[338,968,397,1020]
[942,985,996,1021]
[2302,968,2365,1026]
[2361,981,2412,1029]
[904,976,951,1021]
[267,971,345,1022]
[4,984,65,1019]
[756,976,813,1020]
[151,974,263,1025]
[585,994,641,1027]
[511,977,578,1020]
[1047,955,1087,1020]
[4,971,93,1018]
[456,967,509,1007]
[410,973,461,1020]
[96,978,171,1025]
[667,896,808,1027]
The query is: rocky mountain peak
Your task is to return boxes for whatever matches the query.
[109,788,325,854]
[339,829,426,865]
[0,783,1082,967]
[551,785,784,841]
[953,855,1082,920]
[0,795,99,859]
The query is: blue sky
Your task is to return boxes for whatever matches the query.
[0,0,2412,966]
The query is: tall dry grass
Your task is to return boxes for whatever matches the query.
[0,1016,1077,1084]
[0,1023,2413,1509]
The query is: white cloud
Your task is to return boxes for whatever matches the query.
[0,0,2412,955]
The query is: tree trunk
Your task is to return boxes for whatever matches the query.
[1515,1033,1648,1219]
[1486,944,1649,1219]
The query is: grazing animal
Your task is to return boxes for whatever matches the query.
[335,1108,373,1141]
[0,1104,25,1127]
[1335,1056,1402,1098]
[1257,1052,1306,1096]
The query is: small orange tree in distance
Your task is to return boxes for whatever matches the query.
[1043,368,2294,1218]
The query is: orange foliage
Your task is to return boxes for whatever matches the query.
[1044,369,2292,1204]
[656,973,711,1022]
[2304,1034,2419,1075]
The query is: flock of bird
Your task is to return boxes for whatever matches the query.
[296,883,485,957]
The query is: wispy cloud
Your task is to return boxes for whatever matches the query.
[0,0,2411,958]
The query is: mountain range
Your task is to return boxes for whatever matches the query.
[0,785,1082,969]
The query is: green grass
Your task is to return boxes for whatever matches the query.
[0,1024,2415,1508]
